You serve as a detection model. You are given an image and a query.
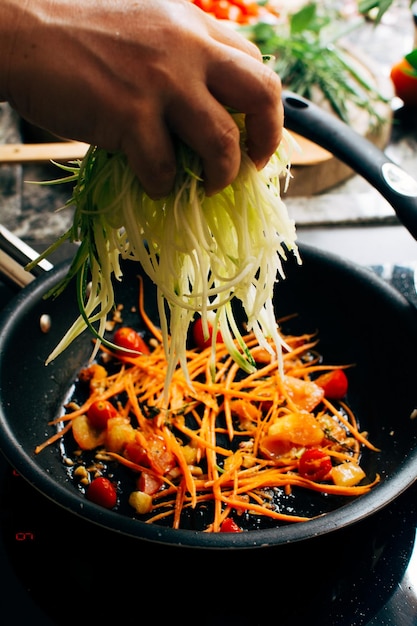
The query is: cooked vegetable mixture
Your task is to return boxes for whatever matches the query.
[29,74,377,532]
[36,286,380,533]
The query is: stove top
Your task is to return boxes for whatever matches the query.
[1,263,417,625]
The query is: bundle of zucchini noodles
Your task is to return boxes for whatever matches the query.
[29,114,300,397]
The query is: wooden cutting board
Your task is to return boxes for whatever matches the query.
[283,53,393,197]
[283,113,392,197]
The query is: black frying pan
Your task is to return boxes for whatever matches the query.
[1,92,417,549]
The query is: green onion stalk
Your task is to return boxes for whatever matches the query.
[28,114,300,400]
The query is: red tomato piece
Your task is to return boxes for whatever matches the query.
[124,441,150,467]
[192,315,222,350]
[125,436,176,476]
[86,477,117,509]
[193,0,216,12]
[87,399,118,430]
[298,448,332,482]
[137,471,164,495]
[146,435,177,475]
[214,0,242,21]
[113,326,150,355]
[231,0,259,16]
[220,517,242,532]
[314,369,348,400]
[284,375,325,412]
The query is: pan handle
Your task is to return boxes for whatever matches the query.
[282,91,417,241]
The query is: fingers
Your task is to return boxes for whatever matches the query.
[125,68,282,199]
[121,6,283,198]
[125,96,241,198]
[204,12,263,62]
[121,105,177,199]
[167,92,242,196]
[202,9,283,167]
[245,86,284,170]
[206,49,284,169]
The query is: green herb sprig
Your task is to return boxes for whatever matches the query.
[357,0,414,23]
[244,3,389,126]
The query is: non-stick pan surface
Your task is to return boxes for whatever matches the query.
[1,243,417,549]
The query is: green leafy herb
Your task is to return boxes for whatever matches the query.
[243,2,389,126]
[358,0,397,22]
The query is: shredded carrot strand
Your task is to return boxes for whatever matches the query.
[322,397,380,452]
[34,421,73,454]
[137,275,163,343]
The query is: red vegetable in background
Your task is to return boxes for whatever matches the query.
[191,0,277,24]
[390,49,417,107]
[315,369,348,400]
[299,448,332,482]
[86,477,117,509]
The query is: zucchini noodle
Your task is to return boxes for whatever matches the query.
[29,115,299,398]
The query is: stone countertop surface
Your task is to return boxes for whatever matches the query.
[0,0,416,266]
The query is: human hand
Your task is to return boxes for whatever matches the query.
[1,0,283,198]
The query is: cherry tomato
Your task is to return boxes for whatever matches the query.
[220,517,242,532]
[86,477,117,509]
[192,315,222,350]
[87,399,118,430]
[314,369,348,400]
[390,50,417,107]
[192,0,260,23]
[193,0,216,11]
[298,448,332,482]
[232,0,260,16]
[113,326,150,355]
[214,0,243,21]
